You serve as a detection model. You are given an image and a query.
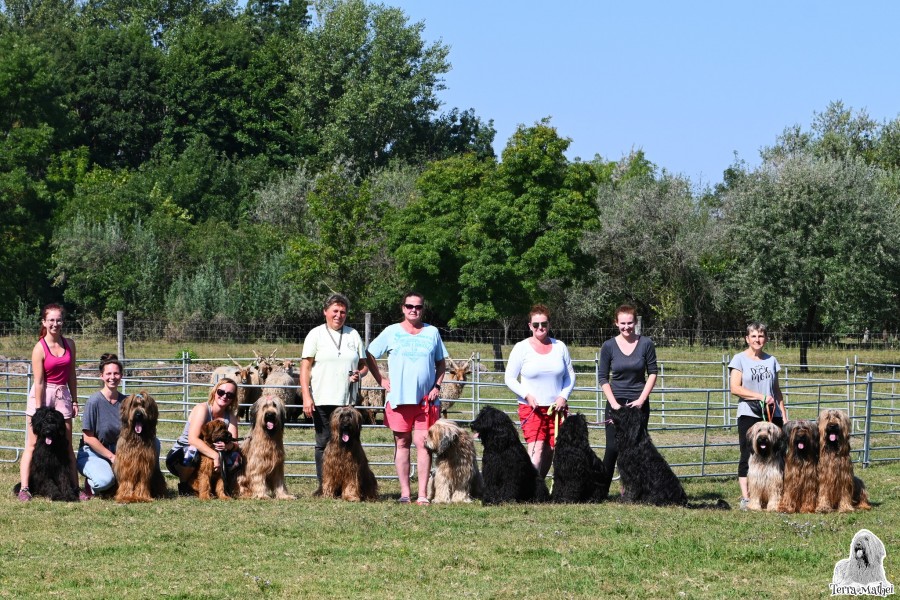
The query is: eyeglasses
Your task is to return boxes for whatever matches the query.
[531,322,549,329]
[403,304,424,311]
[215,388,237,400]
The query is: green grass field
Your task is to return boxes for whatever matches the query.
[0,338,897,598]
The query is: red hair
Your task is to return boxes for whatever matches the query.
[38,303,65,339]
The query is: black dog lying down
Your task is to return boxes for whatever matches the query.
[551,413,606,503]
[14,407,78,501]
[610,406,729,509]
[470,406,549,505]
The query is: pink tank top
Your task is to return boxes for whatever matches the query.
[40,337,72,385]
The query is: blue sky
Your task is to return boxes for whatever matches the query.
[391,1,900,187]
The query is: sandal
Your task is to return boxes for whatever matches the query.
[416,497,430,506]
[397,496,411,504]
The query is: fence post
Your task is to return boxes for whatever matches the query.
[862,372,873,467]
[117,310,125,361]
[659,361,666,425]
[182,351,191,420]
[722,354,730,427]
[474,352,481,419]
[594,351,601,424]
[701,390,711,476]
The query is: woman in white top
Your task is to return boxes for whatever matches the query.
[300,293,367,489]
[504,304,575,477]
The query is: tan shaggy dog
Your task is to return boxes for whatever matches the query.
[425,419,483,503]
[746,421,784,511]
[235,395,294,499]
[778,420,819,513]
[816,409,871,513]
[320,407,378,502]
[187,420,233,500]
[114,391,168,503]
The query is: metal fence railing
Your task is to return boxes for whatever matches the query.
[1,355,898,478]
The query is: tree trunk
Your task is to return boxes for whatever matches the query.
[799,304,818,373]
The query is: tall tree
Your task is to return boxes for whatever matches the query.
[723,153,900,366]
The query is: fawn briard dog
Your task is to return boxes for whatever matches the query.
[816,409,870,513]
[320,406,378,502]
[778,419,819,513]
[187,420,233,500]
[746,420,784,511]
[114,391,168,503]
[235,395,294,499]
[425,418,482,503]
[14,408,78,501]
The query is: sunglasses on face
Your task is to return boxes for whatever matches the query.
[403,304,424,311]
[216,388,237,400]
[531,322,549,329]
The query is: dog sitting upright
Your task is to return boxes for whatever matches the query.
[187,420,234,500]
[550,413,606,503]
[14,407,78,501]
[320,406,378,502]
[425,419,482,503]
[746,420,784,511]
[470,406,548,505]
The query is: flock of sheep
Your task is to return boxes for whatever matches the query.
[210,349,478,423]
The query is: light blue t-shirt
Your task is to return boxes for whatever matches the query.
[367,323,449,408]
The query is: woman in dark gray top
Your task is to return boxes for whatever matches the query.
[598,304,658,498]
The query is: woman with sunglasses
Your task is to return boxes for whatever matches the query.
[504,304,575,477]
[597,304,658,499]
[165,378,240,494]
[366,291,448,505]
[76,353,161,498]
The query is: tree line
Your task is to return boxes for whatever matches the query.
[2,0,900,342]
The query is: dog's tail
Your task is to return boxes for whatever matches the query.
[685,498,731,510]
[12,482,21,496]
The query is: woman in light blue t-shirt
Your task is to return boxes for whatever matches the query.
[366,291,448,505]
[729,321,787,509]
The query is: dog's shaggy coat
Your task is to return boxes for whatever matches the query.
[746,420,784,511]
[778,419,819,513]
[609,406,688,506]
[187,420,233,500]
[816,409,871,513]
[425,419,482,503]
[235,395,294,499]
[550,413,606,503]
[470,406,549,505]
[832,529,889,587]
[113,392,168,503]
[320,407,378,501]
[18,407,78,501]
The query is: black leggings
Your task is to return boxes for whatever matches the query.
[312,405,340,484]
[737,415,784,477]
[598,401,650,499]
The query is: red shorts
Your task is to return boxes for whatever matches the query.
[517,403,562,448]
[385,402,440,433]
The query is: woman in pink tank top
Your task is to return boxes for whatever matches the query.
[18,303,82,501]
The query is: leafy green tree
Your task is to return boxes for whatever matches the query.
[723,153,900,364]
[70,24,165,168]
[575,168,724,331]
[290,0,450,172]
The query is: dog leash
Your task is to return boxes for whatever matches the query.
[547,405,568,447]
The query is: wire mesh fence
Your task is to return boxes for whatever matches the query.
[1,354,897,479]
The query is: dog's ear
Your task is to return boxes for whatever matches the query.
[437,427,457,456]
[31,408,45,431]
[144,391,158,423]
[276,398,287,426]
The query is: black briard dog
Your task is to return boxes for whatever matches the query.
[470,406,549,505]
[14,407,78,501]
[610,406,728,509]
[550,413,606,503]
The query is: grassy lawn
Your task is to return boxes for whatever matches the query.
[0,461,896,599]
[0,338,897,598]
